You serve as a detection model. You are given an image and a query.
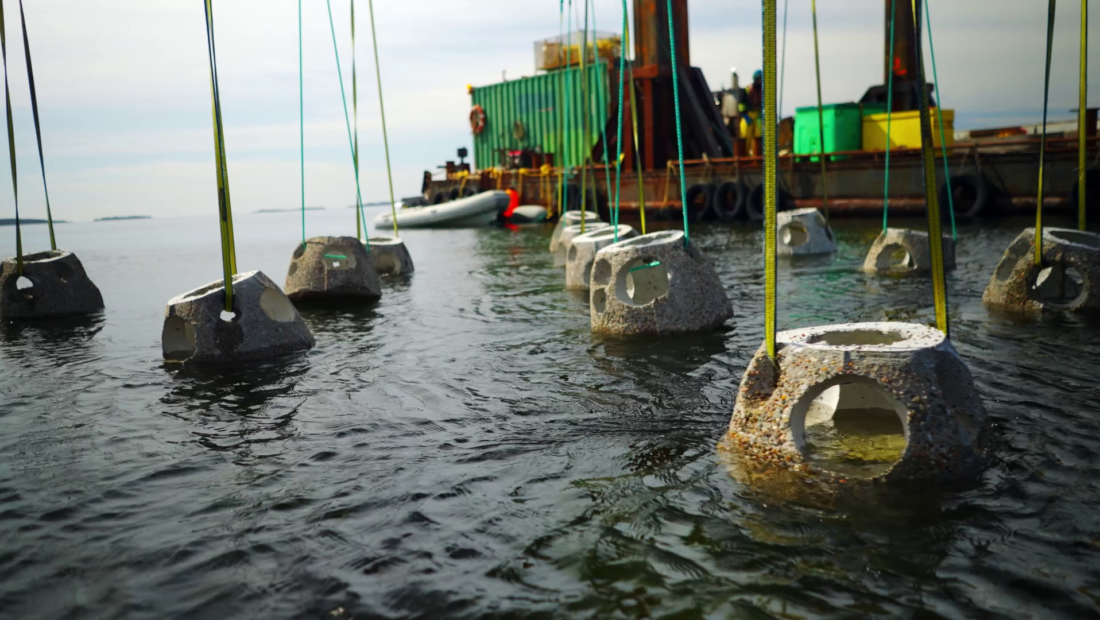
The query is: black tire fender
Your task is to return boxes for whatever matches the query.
[712,181,747,221]
[939,174,990,219]
[683,184,716,222]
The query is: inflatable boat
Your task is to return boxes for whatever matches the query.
[374,191,510,229]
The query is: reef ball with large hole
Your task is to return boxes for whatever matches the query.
[721,322,987,483]
[162,270,315,364]
[983,227,1100,314]
[589,230,732,335]
[0,250,104,320]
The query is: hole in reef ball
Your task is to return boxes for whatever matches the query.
[1032,264,1088,309]
[15,276,33,290]
[793,376,908,479]
[220,310,237,322]
[592,288,607,313]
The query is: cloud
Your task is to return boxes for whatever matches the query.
[0,0,1093,224]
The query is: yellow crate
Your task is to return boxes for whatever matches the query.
[862,108,954,151]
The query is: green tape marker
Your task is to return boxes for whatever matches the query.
[629,260,661,272]
[324,253,348,260]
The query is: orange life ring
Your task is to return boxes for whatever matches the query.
[469,104,486,135]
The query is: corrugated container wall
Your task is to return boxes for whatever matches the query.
[471,62,609,170]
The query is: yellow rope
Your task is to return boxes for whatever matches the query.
[1079,0,1089,231]
[628,58,646,234]
[913,0,949,335]
[1036,0,1057,266]
[0,0,22,276]
[203,0,237,311]
[763,0,778,359]
[365,0,399,238]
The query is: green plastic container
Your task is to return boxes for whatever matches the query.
[794,102,864,161]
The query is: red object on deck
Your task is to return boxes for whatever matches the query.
[503,189,519,217]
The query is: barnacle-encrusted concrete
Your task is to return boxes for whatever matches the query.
[367,235,415,276]
[983,227,1100,314]
[565,224,637,290]
[589,230,732,335]
[777,208,836,256]
[721,322,987,483]
[284,236,382,301]
[162,270,315,364]
[549,211,603,255]
[863,228,957,274]
[553,222,610,268]
[0,250,104,320]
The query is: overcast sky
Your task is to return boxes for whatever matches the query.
[0,0,1097,222]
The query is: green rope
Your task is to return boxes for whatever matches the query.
[578,0,590,232]
[324,0,370,250]
[666,0,689,247]
[1035,0,1056,267]
[17,1,54,251]
[612,0,628,241]
[299,0,305,247]
[811,0,829,223]
[882,0,897,232]
[367,0,399,237]
[588,0,613,224]
[924,0,956,240]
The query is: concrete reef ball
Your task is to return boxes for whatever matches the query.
[549,210,603,254]
[162,270,315,364]
[722,322,987,483]
[777,208,836,256]
[367,235,415,276]
[983,227,1100,314]
[554,222,610,267]
[565,224,637,290]
[0,250,104,320]
[863,227,957,274]
[284,236,382,301]
[589,230,733,335]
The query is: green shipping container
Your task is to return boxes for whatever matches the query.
[471,62,610,170]
[794,102,863,161]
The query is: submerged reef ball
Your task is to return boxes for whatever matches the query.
[863,228,957,274]
[983,227,1100,314]
[776,208,836,256]
[721,322,987,483]
[367,236,415,276]
[553,222,610,268]
[549,210,603,254]
[162,270,315,364]
[285,236,382,301]
[589,230,732,335]
[565,224,637,291]
[0,250,104,320]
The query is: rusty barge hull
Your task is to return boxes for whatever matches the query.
[425,136,1099,221]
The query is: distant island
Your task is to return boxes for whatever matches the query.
[256,207,325,213]
[0,218,67,226]
[95,216,151,222]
